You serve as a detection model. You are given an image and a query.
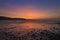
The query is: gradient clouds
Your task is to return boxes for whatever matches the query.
[0,0,60,19]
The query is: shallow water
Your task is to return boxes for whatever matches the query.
[0,21,60,40]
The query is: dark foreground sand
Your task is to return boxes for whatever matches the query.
[0,28,60,40]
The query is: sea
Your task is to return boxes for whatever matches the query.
[0,20,60,40]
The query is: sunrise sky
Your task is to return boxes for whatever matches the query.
[0,0,60,19]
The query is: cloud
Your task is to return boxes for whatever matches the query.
[0,5,60,19]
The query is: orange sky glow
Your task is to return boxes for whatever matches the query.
[0,5,60,19]
[0,0,60,19]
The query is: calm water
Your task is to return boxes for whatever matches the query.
[0,21,60,40]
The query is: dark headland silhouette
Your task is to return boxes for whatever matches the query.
[0,16,26,20]
[0,16,60,24]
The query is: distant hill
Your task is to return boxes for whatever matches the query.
[0,16,26,20]
[0,16,60,24]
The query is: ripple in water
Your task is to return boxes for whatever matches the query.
[0,21,60,40]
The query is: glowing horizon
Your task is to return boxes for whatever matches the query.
[0,0,60,19]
